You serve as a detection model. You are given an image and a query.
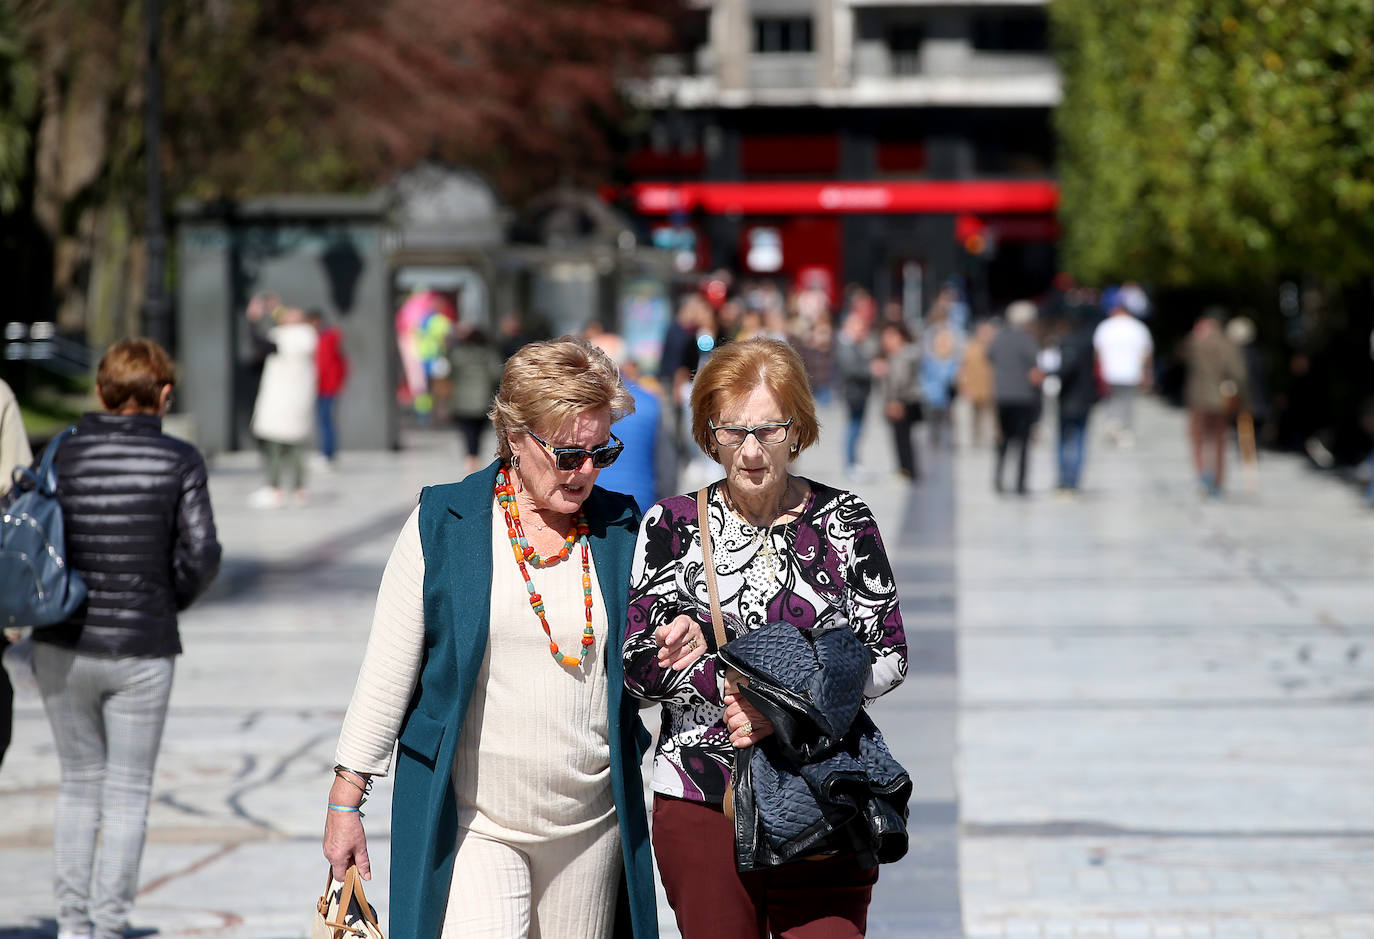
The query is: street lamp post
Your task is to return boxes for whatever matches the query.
[142,0,170,350]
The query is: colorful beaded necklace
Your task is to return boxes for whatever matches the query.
[495,464,594,668]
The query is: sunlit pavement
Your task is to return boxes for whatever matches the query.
[1,394,1371,938]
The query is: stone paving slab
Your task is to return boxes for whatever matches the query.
[957,397,1374,938]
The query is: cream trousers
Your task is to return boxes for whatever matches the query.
[440,815,621,939]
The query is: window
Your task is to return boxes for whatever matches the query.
[888,22,925,75]
[972,11,1049,53]
[753,17,813,54]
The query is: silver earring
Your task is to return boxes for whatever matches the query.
[510,454,520,469]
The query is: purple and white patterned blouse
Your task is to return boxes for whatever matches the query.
[622,478,907,804]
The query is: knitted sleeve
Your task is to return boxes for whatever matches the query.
[334,506,426,775]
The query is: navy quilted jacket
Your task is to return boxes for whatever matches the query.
[31,411,221,657]
[720,623,911,870]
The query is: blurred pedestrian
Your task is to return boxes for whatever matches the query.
[988,301,1044,495]
[1184,312,1247,498]
[0,376,32,770]
[835,311,879,480]
[447,323,504,476]
[308,309,349,470]
[29,339,220,939]
[1093,294,1154,448]
[879,321,922,481]
[589,332,664,513]
[957,321,997,445]
[921,325,962,448]
[797,312,835,405]
[322,337,656,939]
[1226,315,1269,438]
[497,312,529,360]
[247,300,318,508]
[1055,310,1100,494]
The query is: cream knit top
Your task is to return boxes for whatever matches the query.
[335,501,614,842]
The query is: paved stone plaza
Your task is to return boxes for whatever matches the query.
[1,396,1370,937]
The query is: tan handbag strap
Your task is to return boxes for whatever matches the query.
[697,486,739,696]
[320,865,382,939]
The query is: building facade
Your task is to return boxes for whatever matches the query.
[621,0,1060,317]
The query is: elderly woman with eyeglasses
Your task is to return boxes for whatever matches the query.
[324,336,658,939]
[622,338,908,938]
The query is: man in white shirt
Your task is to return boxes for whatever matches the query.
[1092,296,1154,447]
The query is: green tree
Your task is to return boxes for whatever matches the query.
[1052,0,1374,287]
[0,3,38,213]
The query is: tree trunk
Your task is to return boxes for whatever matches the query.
[32,29,120,334]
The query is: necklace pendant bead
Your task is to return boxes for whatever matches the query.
[497,463,596,672]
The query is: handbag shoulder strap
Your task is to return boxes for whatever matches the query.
[696,486,727,652]
[346,866,382,933]
[320,865,383,938]
[697,486,740,696]
[34,425,76,496]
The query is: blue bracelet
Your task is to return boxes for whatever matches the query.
[327,803,360,812]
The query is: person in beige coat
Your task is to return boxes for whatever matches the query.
[957,321,997,446]
[0,378,32,497]
[1,376,33,768]
[246,300,318,508]
[1184,312,1247,498]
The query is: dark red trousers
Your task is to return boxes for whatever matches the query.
[652,794,878,939]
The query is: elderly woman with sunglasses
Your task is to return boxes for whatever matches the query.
[324,337,658,939]
[622,338,907,939]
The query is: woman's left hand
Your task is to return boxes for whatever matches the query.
[655,614,708,671]
[724,692,773,748]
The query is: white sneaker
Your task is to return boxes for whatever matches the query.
[247,486,285,509]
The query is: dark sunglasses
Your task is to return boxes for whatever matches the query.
[526,429,624,471]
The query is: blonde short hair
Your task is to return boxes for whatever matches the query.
[489,335,634,459]
[689,338,819,462]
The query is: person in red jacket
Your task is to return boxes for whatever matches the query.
[310,309,349,466]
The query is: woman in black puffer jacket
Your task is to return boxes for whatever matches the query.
[31,338,221,939]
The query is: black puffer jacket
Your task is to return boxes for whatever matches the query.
[32,412,221,657]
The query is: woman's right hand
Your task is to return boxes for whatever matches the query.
[322,773,372,881]
[323,809,370,882]
[654,613,708,671]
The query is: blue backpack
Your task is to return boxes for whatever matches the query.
[1,426,86,628]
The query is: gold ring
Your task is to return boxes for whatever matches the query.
[685,638,700,651]
[740,722,753,736]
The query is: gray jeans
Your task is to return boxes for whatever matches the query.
[33,644,175,939]
[1105,383,1139,434]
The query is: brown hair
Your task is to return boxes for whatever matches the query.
[689,338,819,462]
[97,338,176,414]
[489,335,634,459]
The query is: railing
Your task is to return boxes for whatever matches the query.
[4,323,93,378]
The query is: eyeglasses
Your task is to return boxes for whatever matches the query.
[526,429,624,471]
[708,418,794,448]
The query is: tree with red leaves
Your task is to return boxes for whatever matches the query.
[3,0,681,333]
